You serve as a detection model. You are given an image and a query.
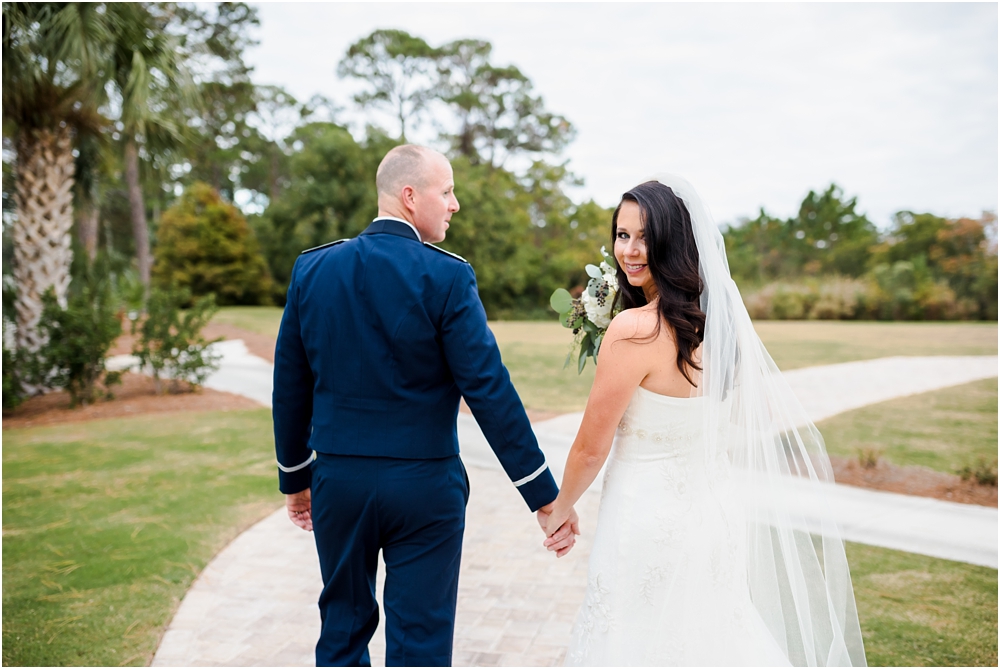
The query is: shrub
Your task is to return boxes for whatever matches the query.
[153,182,273,306]
[857,447,882,470]
[958,458,998,487]
[742,272,981,321]
[33,282,123,407]
[809,278,866,319]
[2,344,27,410]
[132,285,221,394]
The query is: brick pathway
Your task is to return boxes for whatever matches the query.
[153,465,600,667]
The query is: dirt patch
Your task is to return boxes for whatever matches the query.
[831,455,997,508]
[3,372,262,430]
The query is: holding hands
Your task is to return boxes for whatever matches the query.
[536,502,580,557]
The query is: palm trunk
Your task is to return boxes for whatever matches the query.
[124,138,151,287]
[76,197,99,261]
[13,126,75,353]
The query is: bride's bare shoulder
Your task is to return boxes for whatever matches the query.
[605,305,661,344]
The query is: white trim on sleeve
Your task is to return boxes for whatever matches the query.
[277,451,316,473]
[512,463,548,488]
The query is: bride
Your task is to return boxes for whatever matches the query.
[541,177,867,666]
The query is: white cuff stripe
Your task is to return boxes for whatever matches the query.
[277,451,316,473]
[512,463,548,488]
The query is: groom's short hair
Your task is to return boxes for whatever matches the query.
[376,145,432,198]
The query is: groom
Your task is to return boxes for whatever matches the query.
[272,145,576,666]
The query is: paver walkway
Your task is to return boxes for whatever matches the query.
[147,347,997,666]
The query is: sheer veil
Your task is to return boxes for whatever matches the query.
[652,174,867,666]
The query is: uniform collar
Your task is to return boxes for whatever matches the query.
[362,217,421,242]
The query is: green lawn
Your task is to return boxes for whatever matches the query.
[753,320,998,371]
[210,305,284,339]
[3,406,997,666]
[818,378,998,474]
[848,542,997,666]
[487,320,997,414]
[2,410,279,667]
[211,308,997,414]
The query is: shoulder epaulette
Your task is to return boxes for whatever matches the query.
[300,239,348,255]
[422,242,468,263]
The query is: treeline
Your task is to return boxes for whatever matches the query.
[724,186,998,321]
[3,3,995,343]
[3,8,610,329]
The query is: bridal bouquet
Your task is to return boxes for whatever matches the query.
[550,247,621,373]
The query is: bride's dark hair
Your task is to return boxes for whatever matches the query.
[611,181,706,385]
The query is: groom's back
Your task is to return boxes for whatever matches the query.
[277,223,471,460]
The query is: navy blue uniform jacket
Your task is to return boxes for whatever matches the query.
[272,219,558,512]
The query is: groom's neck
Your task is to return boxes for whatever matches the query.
[377,204,414,225]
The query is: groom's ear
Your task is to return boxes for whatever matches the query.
[400,184,418,212]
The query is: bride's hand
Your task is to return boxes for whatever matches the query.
[543,504,581,557]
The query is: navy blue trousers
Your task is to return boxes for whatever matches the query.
[311,453,470,667]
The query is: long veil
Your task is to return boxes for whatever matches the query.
[653,174,867,666]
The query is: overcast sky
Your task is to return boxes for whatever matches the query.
[246,2,998,228]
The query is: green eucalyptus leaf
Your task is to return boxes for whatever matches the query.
[585,264,603,279]
[578,350,588,374]
[550,288,573,314]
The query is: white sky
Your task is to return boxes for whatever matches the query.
[246,2,998,228]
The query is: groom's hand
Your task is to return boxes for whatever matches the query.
[537,503,579,558]
[286,489,313,532]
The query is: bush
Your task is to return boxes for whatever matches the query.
[153,182,273,306]
[745,279,865,320]
[741,272,983,322]
[958,458,998,487]
[3,344,27,410]
[132,286,221,393]
[32,281,123,407]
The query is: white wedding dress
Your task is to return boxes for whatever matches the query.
[566,386,790,666]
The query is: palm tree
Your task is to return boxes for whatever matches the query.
[106,3,196,289]
[2,3,108,351]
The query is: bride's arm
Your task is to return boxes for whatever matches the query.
[544,310,653,540]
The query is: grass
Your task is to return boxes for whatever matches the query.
[753,321,997,371]
[488,322,598,414]
[2,392,996,666]
[847,542,997,666]
[210,305,284,339]
[211,308,997,414]
[488,320,997,413]
[818,378,998,474]
[2,409,279,667]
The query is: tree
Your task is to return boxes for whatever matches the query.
[105,2,198,290]
[874,210,999,319]
[254,123,390,300]
[792,185,877,276]
[337,29,439,141]
[153,182,272,305]
[2,2,108,351]
[437,39,574,169]
[724,184,877,281]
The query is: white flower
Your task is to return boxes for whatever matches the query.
[581,283,614,329]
